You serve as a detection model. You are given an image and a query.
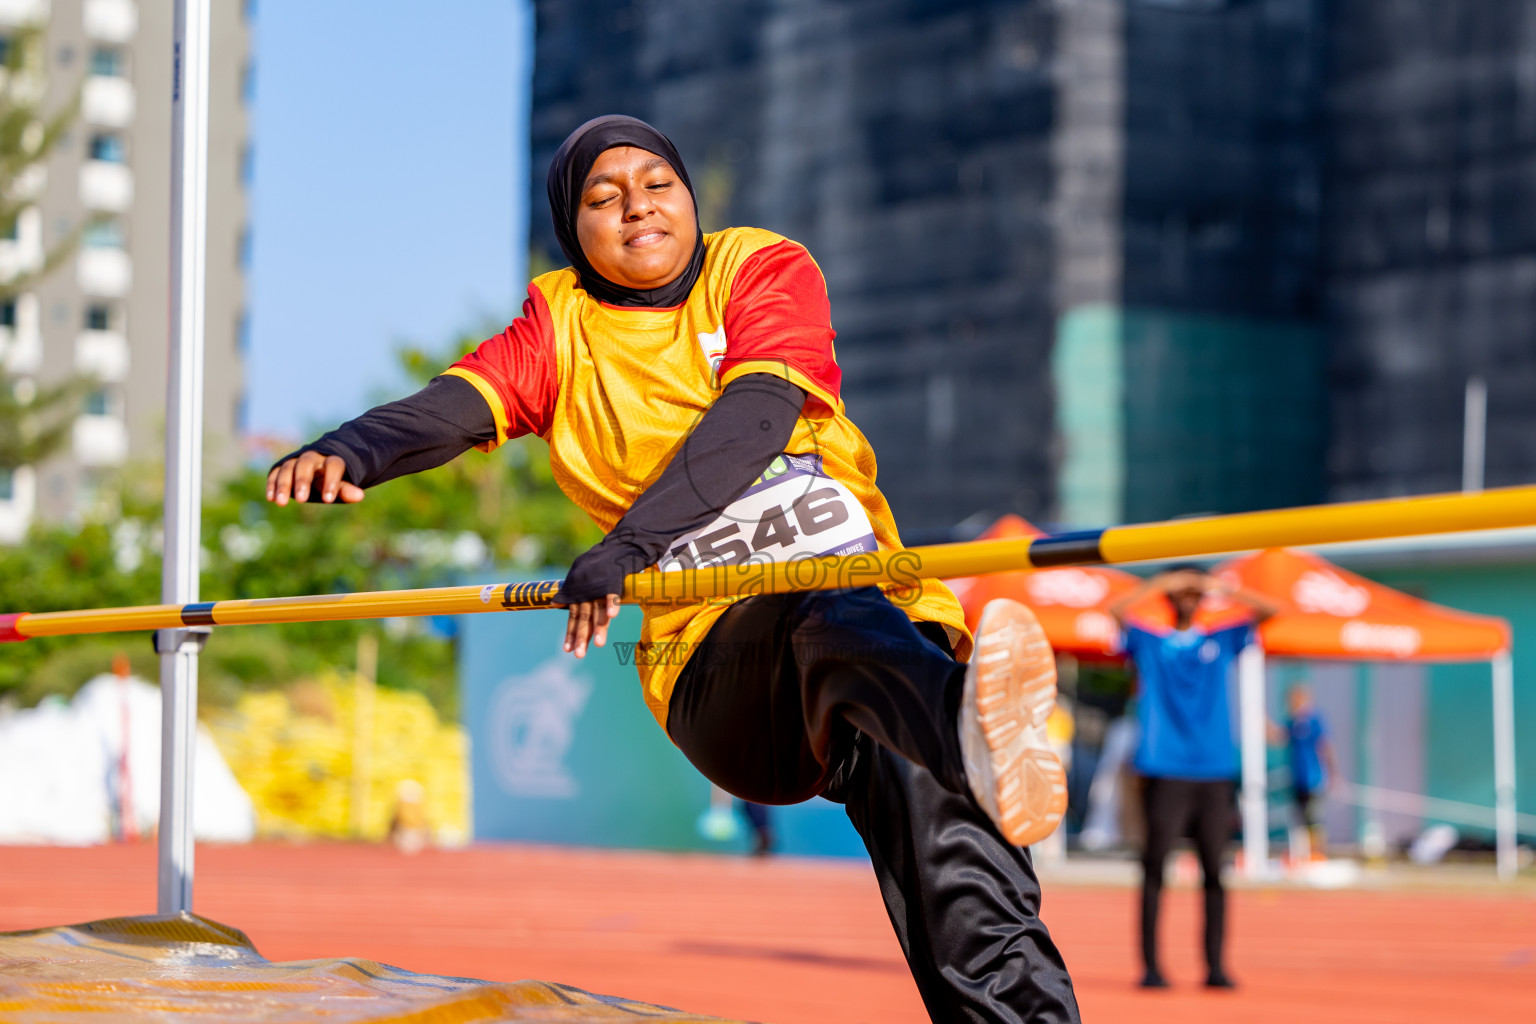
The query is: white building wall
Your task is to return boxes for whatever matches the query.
[0,466,37,544]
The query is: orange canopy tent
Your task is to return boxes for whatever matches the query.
[1222,547,1510,659]
[1120,546,1511,660]
[945,515,1140,660]
[952,529,1511,661]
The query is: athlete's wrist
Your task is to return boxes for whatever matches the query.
[555,538,647,604]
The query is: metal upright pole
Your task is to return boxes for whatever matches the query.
[157,0,212,916]
[1492,651,1518,881]
[1463,376,1487,494]
[1238,644,1269,878]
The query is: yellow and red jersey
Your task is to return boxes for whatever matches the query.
[445,227,971,727]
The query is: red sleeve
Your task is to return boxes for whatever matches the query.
[444,283,559,447]
[717,240,842,415]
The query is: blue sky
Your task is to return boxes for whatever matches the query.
[245,1,531,440]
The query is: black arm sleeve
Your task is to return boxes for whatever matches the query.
[554,372,807,604]
[275,374,497,494]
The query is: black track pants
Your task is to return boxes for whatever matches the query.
[1139,776,1235,978]
[667,587,1081,1024]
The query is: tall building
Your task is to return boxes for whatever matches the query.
[0,0,249,542]
[528,0,1536,531]
[1053,0,1329,526]
[1324,1,1536,500]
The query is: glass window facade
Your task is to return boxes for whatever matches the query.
[90,47,123,77]
[88,133,125,163]
[83,219,124,249]
[85,304,112,331]
[84,389,112,417]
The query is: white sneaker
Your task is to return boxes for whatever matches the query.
[959,598,1068,847]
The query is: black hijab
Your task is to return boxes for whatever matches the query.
[546,115,707,308]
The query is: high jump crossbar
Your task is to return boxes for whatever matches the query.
[3,483,1535,641]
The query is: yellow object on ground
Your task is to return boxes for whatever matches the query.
[207,674,468,844]
[1046,705,1075,746]
[0,914,736,1022]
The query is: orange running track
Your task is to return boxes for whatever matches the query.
[0,842,1531,1023]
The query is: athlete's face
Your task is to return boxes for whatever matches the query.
[575,146,698,292]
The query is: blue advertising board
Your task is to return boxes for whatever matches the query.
[458,584,866,857]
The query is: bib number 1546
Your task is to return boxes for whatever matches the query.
[667,487,850,569]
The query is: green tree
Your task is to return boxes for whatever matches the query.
[0,375,91,472]
[0,24,87,476]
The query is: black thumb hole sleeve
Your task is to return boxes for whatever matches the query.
[271,374,499,498]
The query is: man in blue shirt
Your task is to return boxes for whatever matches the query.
[1110,566,1276,990]
[1274,683,1336,861]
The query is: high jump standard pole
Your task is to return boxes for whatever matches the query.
[157,0,212,916]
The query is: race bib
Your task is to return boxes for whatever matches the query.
[659,453,878,571]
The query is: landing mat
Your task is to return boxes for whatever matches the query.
[0,914,743,1022]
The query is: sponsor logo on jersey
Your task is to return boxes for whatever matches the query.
[696,325,727,376]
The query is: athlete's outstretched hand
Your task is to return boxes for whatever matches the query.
[559,594,622,659]
[266,450,366,506]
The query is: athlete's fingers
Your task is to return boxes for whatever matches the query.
[270,454,363,505]
[578,602,597,658]
[567,602,593,657]
[320,455,347,503]
[270,459,296,506]
[590,600,607,650]
[289,453,313,503]
[579,600,600,656]
[591,594,619,649]
[292,451,326,503]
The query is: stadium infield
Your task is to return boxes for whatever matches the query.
[0,842,1530,1023]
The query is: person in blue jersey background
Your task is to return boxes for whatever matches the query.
[1271,682,1337,862]
[1109,565,1278,991]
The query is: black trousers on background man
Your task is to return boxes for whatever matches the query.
[1139,776,1236,981]
[667,587,1081,1024]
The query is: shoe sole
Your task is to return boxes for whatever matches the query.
[960,598,1068,847]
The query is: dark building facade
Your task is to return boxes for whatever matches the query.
[529,0,1536,530]
[1054,0,1330,526]
[1324,0,1536,500]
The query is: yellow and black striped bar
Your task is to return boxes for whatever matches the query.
[3,484,1534,642]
